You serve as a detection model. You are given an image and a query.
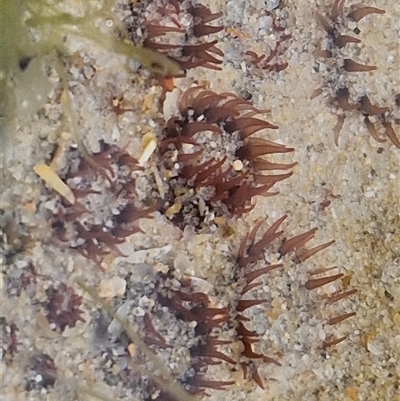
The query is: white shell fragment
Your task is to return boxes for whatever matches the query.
[138,132,157,166]
[33,164,75,204]
[97,277,127,298]
[163,87,181,121]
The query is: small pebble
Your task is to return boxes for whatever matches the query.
[98,277,127,298]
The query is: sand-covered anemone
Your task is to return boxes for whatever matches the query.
[122,0,224,71]
[312,0,400,148]
[44,282,85,332]
[26,353,58,391]
[222,215,356,388]
[155,86,296,229]
[39,141,156,267]
[360,94,400,149]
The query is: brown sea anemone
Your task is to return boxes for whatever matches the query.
[230,215,356,388]
[44,283,85,332]
[44,141,156,266]
[101,269,236,398]
[123,0,224,72]
[154,273,236,395]
[26,353,57,390]
[360,94,400,149]
[156,86,296,229]
[312,1,400,147]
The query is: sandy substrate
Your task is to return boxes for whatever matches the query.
[1,1,399,401]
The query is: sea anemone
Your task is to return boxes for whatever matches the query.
[26,353,58,390]
[230,215,356,387]
[98,269,236,398]
[44,283,85,332]
[43,141,156,266]
[361,94,400,149]
[156,86,296,229]
[154,273,236,395]
[122,0,224,72]
[312,0,400,147]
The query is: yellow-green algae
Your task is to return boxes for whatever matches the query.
[0,0,182,140]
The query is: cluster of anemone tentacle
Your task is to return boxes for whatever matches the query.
[44,282,85,332]
[242,10,291,74]
[313,0,399,148]
[157,86,296,229]
[123,0,224,71]
[49,141,156,266]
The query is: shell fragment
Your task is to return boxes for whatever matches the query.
[138,132,157,166]
[34,164,75,204]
